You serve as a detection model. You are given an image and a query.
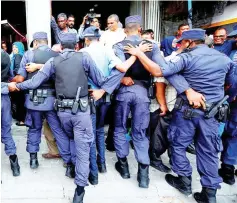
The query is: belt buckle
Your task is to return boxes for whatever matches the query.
[183,108,193,120]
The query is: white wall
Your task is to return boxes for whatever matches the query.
[211,2,237,24]
[25,0,51,49]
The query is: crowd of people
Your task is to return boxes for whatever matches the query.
[1,12,237,203]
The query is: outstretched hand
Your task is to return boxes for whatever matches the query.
[138,41,153,52]
[89,89,105,101]
[185,88,206,110]
[124,42,153,55]
[124,43,140,56]
[26,63,42,73]
[8,82,20,92]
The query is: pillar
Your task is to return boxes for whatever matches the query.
[25,0,51,49]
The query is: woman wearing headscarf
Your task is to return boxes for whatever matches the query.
[10,41,26,126]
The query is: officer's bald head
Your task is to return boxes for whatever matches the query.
[125,23,141,33]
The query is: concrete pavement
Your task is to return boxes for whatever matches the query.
[1,123,237,203]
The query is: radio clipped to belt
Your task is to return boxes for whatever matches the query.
[148,76,156,99]
[89,96,96,114]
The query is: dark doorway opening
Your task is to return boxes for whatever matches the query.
[52,1,131,31]
[1,1,27,53]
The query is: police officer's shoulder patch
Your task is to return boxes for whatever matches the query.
[170,56,181,63]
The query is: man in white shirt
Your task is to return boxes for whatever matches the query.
[100,14,126,48]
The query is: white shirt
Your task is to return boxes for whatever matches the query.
[99,28,126,48]
[150,51,178,112]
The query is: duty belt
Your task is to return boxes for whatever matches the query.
[28,89,55,105]
[54,96,89,114]
[174,97,214,119]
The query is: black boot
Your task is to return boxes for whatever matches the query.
[30,153,39,169]
[150,159,171,173]
[98,163,107,173]
[186,143,196,155]
[9,155,20,176]
[65,163,75,178]
[115,157,130,179]
[137,163,150,188]
[218,163,235,185]
[165,174,192,196]
[73,187,85,203]
[88,173,98,185]
[193,187,217,203]
[235,170,237,177]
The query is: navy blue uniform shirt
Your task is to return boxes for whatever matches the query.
[161,44,237,103]
[113,35,190,95]
[16,49,122,95]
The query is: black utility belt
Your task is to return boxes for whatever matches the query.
[174,97,229,122]
[29,89,55,105]
[54,96,89,115]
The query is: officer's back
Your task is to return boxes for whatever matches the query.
[177,44,235,103]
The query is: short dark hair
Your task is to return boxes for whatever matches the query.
[214,27,227,34]
[68,14,75,19]
[178,23,189,30]
[61,42,76,49]
[141,29,154,35]
[90,17,99,24]
[86,36,99,41]
[35,39,48,45]
[125,23,140,32]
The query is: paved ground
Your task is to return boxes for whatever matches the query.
[1,123,237,203]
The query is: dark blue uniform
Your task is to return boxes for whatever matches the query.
[113,35,191,165]
[1,82,17,156]
[16,48,124,187]
[17,44,73,166]
[1,49,16,156]
[160,44,237,189]
[221,101,237,166]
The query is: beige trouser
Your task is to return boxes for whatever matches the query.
[43,120,59,155]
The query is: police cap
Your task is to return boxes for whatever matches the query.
[125,15,142,26]
[82,26,101,38]
[59,33,77,45]
[30,32,48,47]
[176,28,206,43]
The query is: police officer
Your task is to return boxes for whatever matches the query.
[125,29,237,203]
[219,95,237,185]
[13,32,133,203]
[11,32,74,178]
[1,49,20,176]
[219,44,237,184]
[80,26,136,185]
[112,15,192,189]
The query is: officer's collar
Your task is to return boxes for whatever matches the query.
[125,34,141,41]
[61,48,75,53]
[36,44,49,50]
[188,44,207,51]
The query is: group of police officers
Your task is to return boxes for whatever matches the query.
[1,15,237,203]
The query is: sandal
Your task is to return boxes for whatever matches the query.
[42,153,61,159]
